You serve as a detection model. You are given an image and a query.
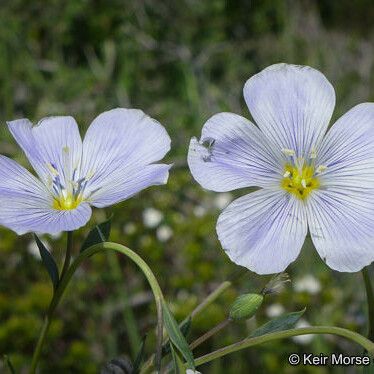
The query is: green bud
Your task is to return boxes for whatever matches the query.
[229,293,264,321]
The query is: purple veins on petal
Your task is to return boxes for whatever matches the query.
[0,108,171,235]
[188,63,374,274]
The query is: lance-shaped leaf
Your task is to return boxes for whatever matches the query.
[81,216,112,252]
[170,344,185,374]
[249,308,306,338]
[132,335,147,374]
[162,302,195,370]
[34,234,59,291]
[162,317,192,356]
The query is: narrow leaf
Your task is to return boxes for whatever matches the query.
[250,308,306,338]
[170,344,185,374]
[162,317,192,356]
[162,302,195,369]
[132,335,147,374]
[81,216,112,252]
[34,234,59,290]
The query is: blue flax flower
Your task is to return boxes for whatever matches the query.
[188,63,374,274]
[0,108,171,235]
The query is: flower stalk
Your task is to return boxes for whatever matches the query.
[140,280,232,374]
[193,326,374,367]
[362,266,374,342]
[190,319,231,350]
[30,242,166,374]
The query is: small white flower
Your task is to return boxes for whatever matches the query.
[193,205,206,217]
[49,231,62,240]
[123,222,136,235]
[292,319,314,344]
[143,208,163,228]
[213,193,233,209]
[265,303,285,318]
[156,225,173,242]
[294,274,321,295]
[186,370,202,374]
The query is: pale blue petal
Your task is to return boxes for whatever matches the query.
[244,64,335,158]
[307,189,374,272]
[81,108,171,207]
[7,116,82,186]
[317,103,374,190]
[0,155,91,235]
[88,164,170,208]
[217,189,307,274]
[187,112,283,192]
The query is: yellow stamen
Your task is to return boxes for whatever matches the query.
[53,193,81,210]
[281,163,320,200]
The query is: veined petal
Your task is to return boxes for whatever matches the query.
[217,189,307,275]
[307,189,374,272]
[187,112,283,192]
[7,116,83,186]
[81,108,171,206]
[88,164,170,208]
[0,155,91,235]
[244,64,335,158]
[317,103,374,189]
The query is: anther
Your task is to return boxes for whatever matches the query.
[316,165,327,174]
[47,163,59,176]
[281,148,295,157]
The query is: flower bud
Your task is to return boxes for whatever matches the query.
[229,293,264,321]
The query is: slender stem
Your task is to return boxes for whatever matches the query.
[190,319,230,350]
[30,231,73,373]
[193,326,374,367]
[362,266,374,342]
[185,281,232,324]
[140,280,232,374]
[107,252,141,358]
[60,231,73,279]
[30,242,165,374]
[30,314,52,373]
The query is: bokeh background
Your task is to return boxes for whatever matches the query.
[0,0,373,373]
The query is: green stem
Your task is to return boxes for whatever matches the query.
[30,242,165,374]
[362,266,374,342]
[193,326,374,367]
[190,319,230,350]
[60,231,73,279]
[107,252,141,358]
[30,231,73,373]
[185,281,232,324]
[140,280,232,374]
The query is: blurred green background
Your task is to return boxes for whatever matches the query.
[0,0,373,373]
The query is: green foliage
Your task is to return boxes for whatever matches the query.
[81,216,112,252]
[162,302,195,369]
[250,309,306,338]
[34,234,59,291]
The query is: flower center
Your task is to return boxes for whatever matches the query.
[47,147,93,211]
[53,193,82,210]
[280,148,325,200]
